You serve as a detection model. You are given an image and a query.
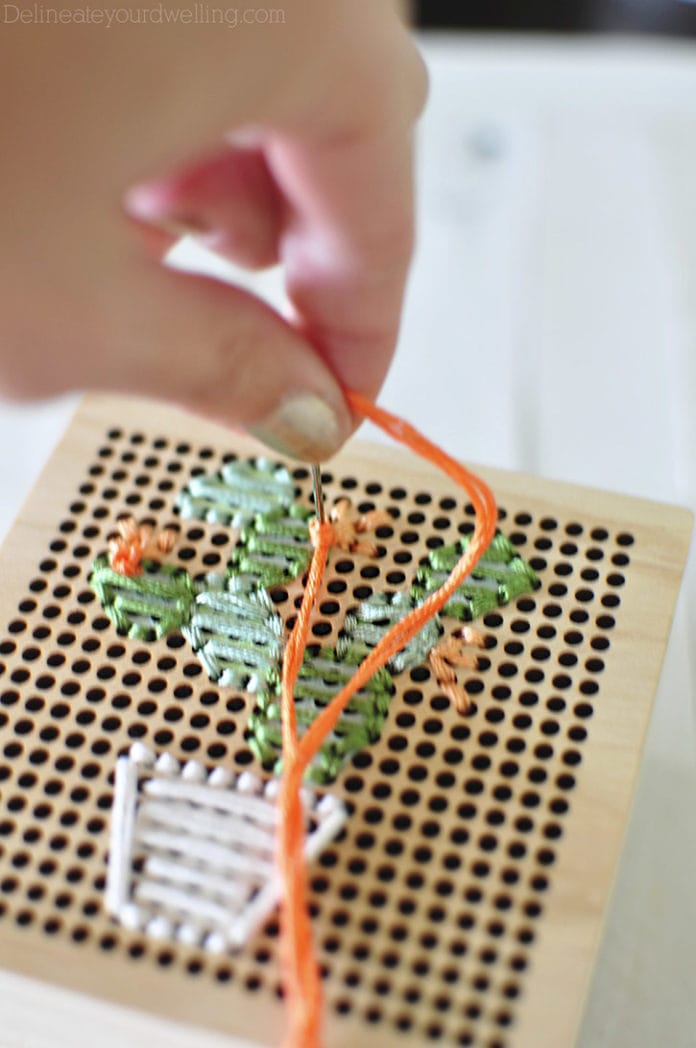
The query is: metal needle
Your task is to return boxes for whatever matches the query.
[311,464,326,524]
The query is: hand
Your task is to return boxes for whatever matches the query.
[0,0,427,459]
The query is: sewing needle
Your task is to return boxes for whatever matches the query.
[311,464,326,524]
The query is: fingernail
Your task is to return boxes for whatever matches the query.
[124,185,210,238]
[249,392,348,462]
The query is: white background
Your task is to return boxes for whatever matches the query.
[1,33,695,1048]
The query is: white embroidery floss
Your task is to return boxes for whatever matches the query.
[106,745,347,954]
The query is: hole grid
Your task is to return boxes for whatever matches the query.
[0,426,637,1047]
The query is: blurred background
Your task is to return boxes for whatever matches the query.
[415,0,696,34]
[1,7,695,1048]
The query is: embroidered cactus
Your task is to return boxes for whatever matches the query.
[183,575,284,693]
[341,591,443,674]
[412,531,538,621]
[248,645,394,784]
[228,504,313,588]
[90,557,195,640]
[91,458,540,784]
[177,457,296,528]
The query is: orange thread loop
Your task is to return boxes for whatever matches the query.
[277,391,498,1048]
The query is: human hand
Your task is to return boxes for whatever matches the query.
[0,0,427,459]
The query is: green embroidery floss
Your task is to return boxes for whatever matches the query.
[228,504,313,588]
[341,591,443,674]
[412,531,539,620]
[177,457,296,528]
[90,446,543,789]
[183,574,284,693]
[248,645,394,784]
[89,557,195,640]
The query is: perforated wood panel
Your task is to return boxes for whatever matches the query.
[0,396,691,1048]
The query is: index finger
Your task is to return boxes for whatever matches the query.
[265,124,417,400]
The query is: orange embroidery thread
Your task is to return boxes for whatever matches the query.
[329,497,393,557]
[108,517,176,576]
[276,391,498,1048]
[428,626,487,714]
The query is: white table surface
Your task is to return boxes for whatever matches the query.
[2,32,695,1048]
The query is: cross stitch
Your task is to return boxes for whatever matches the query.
[413,530,539,619]
[90,460,540,783]
[107,744,347,954]
[90,556,195,640]
[177,457,297,528]
[1,394,687,1048]
[89,410,541,1048]
[182,575,284,691]
[248,644,394,783]
[108,517,177,576]
[229,504,314,588]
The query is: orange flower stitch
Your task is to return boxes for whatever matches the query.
[428,626,488,714]
[329,498,393,557]
[108,517,176,576]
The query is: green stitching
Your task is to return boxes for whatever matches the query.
[248,645,394,784]
[90,557,195,640]
[341,591,443,674]
[91,451,543,787]
[183,575,283,692]
[229,505,313,588]
[412,531,538,620]
[177,457,296,527]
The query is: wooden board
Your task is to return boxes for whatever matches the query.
[0,394,691,1048]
